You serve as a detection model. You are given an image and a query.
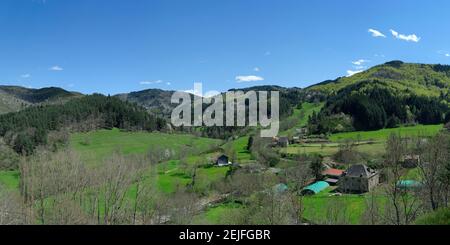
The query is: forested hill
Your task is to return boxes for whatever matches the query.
[307,61,450,97]
[115,88,178,118]
[0,94,166,155]
[0,86,81,114]
[306,61,450,134]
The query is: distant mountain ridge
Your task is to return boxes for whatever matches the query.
[0,86,82,114]
[115,88,177,118]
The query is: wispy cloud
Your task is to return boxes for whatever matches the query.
[347,59,370,77]
[254,67,260,72]
[204,91,221,98]
[352,59,370,66]
[438,50,450,57]
[21,74,31,78]
[390,29,421,42]
[368,28,386,38]
[347,70,364,77]
[49,65,63,71]
[184,89,202,96]
[166,82,171,86]
[32,0,47,4]
[264,51,271,56]
[139,80,163,85]
[235,75,264,83]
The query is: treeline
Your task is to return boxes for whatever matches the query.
[191,87,306,139]
[0,94,166,155]
[309,81,450,134]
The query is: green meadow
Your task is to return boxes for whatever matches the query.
[70,128,223,165]
[303,187,387,224]
[0,170,20,190]
[329,124,443,142]
[280,102,324,136]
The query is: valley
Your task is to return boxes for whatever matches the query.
[1,61,450,225]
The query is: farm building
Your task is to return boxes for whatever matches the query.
[267,167,283,175]
[277,137,289,147]
[273,183,289,194]
[402,155,420,168]
[301,181,330,195]
[215,154,232,167]
[296,127,308,135]
[322,168,344,186]
[396,180,423,190]
[339,164,379,193]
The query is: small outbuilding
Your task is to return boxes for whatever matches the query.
[278,137,289,147]
[322,168,344,186]
[301,181,330,196]
[396,180,423,190]
[402,155,420,168]
[273,183,289,194]
[215,154,232,167]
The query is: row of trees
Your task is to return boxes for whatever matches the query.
[361,132,450,225]
[0,149,201,225]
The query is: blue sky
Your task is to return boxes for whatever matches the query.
[1,0,450,95]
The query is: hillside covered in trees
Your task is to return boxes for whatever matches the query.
[0,86,81,114]
[307,61,450,134]
[0,94,166,155]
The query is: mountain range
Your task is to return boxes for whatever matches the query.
[2,61,450,132]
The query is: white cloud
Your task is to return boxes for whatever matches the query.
[390,29,421,42]
[49,65,63,71]
[140,80,163,85]
[21,74,31,78]
[368,29,386,38]
[438,50,450,57]
[352,59,370,66]
[166,82,171,86]
[254,67,260,72]
[235,75,264,83]
[184,89,202,96]
[204,91,221,98]
[346,70,364,77]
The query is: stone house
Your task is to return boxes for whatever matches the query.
[339,164,379,193]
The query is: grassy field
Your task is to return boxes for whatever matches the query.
[70,128,223,165]
[281,142,386,157]
[194,202,243,224]
[0,170,20,190]
[329,124,443,142]
[303,187,386,224]
[156,159,229,193]
[70,129,229,193]
[280,102,324,136]
[222,136,252,162]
